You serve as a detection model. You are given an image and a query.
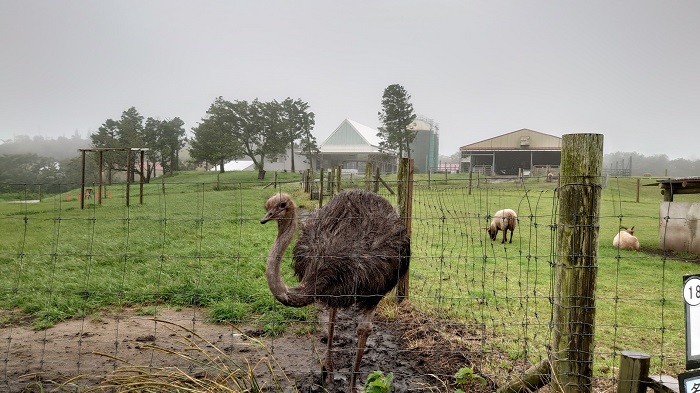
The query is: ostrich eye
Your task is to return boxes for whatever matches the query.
[279,202,286,209]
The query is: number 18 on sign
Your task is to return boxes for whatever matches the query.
[684,274,700,370]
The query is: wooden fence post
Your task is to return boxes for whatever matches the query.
[98,150,103,205]
[140,150,145,205]
[319,168,324,208]
[365,162,373,191]
[396,158,413,301]
[550,133,604,393]
[336,165,341,193]
[469,169,473,195]
[617,351,650,393]
[374,168,380,193]
[80,149,86,210]
[126,148,131,207]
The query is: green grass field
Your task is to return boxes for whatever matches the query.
[1,170,698,379]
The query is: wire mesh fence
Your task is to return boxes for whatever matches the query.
[0,172,694,392]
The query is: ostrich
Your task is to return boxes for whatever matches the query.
[260,189,410,391]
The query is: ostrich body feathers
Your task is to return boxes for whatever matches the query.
[292,189,411,310]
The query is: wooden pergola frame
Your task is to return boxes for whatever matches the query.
[78,147,148,209]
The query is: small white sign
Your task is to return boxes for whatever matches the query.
[685,276,700,365]
[685,278,700,306]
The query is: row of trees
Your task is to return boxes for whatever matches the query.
[0,153,102,196]
[188,97,317,179]
[186,85,418,179]
[91,107,187,184]
[0,83,419,195]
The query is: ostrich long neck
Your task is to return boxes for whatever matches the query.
[266,213,312,307]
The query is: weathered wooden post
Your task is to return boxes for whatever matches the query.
[550,133,604,393]
[617,351,650,393]
[396,158,413,301]
[98,150,103,205]
[468,169,473,195]
[365,162,373,191]
[80,149,86,210]
[139,149,145,205]
[374,168,380,193]
[126,148,131,207]
[336,165,341,193]
[319,167,324,208]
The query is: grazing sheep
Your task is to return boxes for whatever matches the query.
[487,209,518,244]
[613,226,640,250]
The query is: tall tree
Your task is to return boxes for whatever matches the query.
[90,107,147,183]
[377,84,417,159]
[280,98,316,172]
[189,96,311,179]
[189,97,242,172]
[235,99,288,179]
[143,117,162,180]
[144,117,187,178]
[117,107,145,182]
[90,118,120,184]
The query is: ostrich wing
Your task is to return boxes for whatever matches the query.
[291,190,410,309]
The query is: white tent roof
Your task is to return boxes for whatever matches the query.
[211,160,255,171]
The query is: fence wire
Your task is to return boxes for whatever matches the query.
[0,174,693,392]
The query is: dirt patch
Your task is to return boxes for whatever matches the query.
[1,302,502,392]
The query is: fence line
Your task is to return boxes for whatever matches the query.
[0,173,692,391]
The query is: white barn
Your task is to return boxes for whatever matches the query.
[317,119,397,174]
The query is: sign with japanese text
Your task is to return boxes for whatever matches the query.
[679,369,700,393]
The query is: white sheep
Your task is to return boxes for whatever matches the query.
[613,226,640,251]
[487,209,518,244]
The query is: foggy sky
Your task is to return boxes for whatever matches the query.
[1,1,698,159]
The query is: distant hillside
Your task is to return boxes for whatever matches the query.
[0,134,91,161]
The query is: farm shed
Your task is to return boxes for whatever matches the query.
[459,129,562,176]
[656,177,700,254]
[318,119,398,173]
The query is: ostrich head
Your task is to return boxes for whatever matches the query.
[260,193,296,224]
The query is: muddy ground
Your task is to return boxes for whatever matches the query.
[1,301,505,392]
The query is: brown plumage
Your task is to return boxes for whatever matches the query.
[261,189,410,391]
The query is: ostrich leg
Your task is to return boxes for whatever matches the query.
[322,307,337,388]
[350,308,376,391]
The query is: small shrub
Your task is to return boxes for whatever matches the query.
[454,366,487,391]
[364,370,394,393]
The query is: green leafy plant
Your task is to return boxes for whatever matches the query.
[454,366,487,391]
[364,370,395,393]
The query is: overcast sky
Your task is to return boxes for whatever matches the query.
[1,1,698,159]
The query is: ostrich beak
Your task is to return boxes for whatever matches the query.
[260,212,273,224]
